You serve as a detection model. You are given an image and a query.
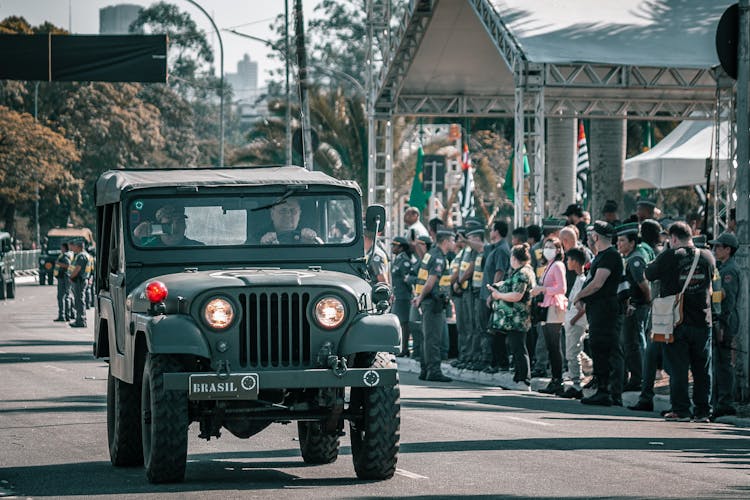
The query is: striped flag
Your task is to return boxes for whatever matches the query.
[458,143,475,219]
[576,121,590,206]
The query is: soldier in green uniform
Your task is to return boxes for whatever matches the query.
[709,232,740,417]
[53,242,74,322]
[615,222,652,392]
[453,226,483,369]
[412,229,455,382]
[68,238,91,328]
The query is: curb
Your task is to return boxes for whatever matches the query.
[396,357,750,426]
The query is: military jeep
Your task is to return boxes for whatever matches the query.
[93,167,401,484]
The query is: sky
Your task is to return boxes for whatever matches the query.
[0,0,318,88]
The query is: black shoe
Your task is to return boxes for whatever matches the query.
[581,391,613,406]
[69,322,87,328]
[418,371,426,380]
[582,376,597,390]
[425,373,452,382]
[53,317,65,322]
[559,387,583,399]
[539,379,563,395]
[627,400,654,412]
[623,381,641,392]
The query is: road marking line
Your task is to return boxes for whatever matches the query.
[43,364,67,373]
[500,415,553,427]
[395,468,428,479]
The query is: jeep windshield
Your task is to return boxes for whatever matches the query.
[129,193,358,248]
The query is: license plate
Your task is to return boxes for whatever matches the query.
[188,373,259,400]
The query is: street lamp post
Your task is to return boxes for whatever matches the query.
[34,82,40,248]
[184,0,224,167]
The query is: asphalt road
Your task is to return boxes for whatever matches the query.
[1,281,749,499]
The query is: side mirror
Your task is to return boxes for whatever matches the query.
[365,205,386,233]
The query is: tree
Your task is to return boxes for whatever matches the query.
[0,106,80,234]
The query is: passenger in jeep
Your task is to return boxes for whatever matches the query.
[133,204,205,247]
[260,198,321,245]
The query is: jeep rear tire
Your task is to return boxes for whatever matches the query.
[298,421,340,464]
[107,366,143,466]
[141,354,188,483]
[6,277,15,299]
[349,352,400,480]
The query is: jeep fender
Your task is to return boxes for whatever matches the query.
[338,313,401,356]
[144,315,211,358]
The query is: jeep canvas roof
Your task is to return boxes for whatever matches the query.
[95,166,361,206]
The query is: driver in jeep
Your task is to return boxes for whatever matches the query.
[260,198,322,244]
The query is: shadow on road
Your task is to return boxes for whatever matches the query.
[0,351,95,364]
[0,339,92,348]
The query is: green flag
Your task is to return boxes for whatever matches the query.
[504,148,530,202]
[408,146,430,212]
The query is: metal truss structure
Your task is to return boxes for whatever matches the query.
[367,0,735,227]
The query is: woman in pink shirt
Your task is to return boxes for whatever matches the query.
[531,236,568,395]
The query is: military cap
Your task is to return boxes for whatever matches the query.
[67,236,85,245]
[562,203,584,217]
[466,227,485,238]
[692,235,708,248]
[636,198,656,208]
[463,219,483,229]
[592,220,615,237]
[709,232,739,249]
[417,235,433,247]
[435,227,456,238]
[615,222,639,237]
[602,200,618,214]
[391,236,409,247]
[542,218,567,230]
[155,204,187,221]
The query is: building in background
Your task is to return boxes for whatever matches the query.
[99,4,142,34]
[225,54,261,123]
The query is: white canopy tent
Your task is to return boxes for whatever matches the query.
[623,120,731,191]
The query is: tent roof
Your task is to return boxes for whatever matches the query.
[492,0,733,68]
[623,120,731,190]
[377,0,732,118]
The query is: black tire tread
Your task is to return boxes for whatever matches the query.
[298,421,340,464]
[142,354,188,483]
[107,367,143,466]
[350,352,400,480]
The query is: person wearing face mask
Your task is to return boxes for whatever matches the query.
[531,236,567,395]
[487,243,536,391]
[574,221,623,406]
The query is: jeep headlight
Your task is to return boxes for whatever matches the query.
[203,297,235,330]
[314,296,346,330]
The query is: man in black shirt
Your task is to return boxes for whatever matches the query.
[645,222,715,422]
[574,221,623,406]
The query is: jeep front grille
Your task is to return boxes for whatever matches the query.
[238,292,312,368]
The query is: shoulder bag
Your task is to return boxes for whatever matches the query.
[651,250,700,343]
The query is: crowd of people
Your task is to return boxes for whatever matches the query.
[378,200,740,421]
[52,237,94,328]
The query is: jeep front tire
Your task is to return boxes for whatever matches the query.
[141,354,188,483]
[349,352,400,480]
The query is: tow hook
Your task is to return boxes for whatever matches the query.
[329,356,347,377]
[216,359,231,380]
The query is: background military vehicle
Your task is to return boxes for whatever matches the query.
[94,166,401,484]
[0,231,16,299]
[39,227,94,285]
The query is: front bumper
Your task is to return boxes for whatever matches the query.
[163,367,398,399]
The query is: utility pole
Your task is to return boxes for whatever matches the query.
[736,0,750,400]
[294,0,314,171]
[285,0,293,166]
[34,82,40,249]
